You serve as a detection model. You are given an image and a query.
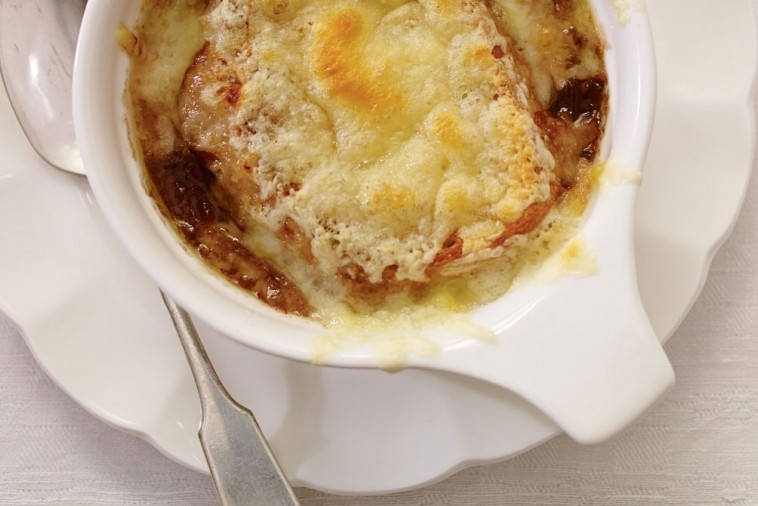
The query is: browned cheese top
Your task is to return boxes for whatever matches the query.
[126,0,607,323]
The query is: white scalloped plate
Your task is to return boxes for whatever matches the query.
[0,0,755,496]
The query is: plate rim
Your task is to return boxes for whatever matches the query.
[0,0,756,495]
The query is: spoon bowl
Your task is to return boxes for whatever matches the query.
[0,0,86,175]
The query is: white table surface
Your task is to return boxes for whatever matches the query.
[3,5,758,506]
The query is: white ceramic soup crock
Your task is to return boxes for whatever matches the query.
[74,0,673,444]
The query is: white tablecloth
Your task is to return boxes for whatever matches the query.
[3,8,758,506]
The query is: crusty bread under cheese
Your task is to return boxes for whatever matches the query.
[181,0,554,285]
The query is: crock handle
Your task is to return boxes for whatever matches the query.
[412,292,674,445]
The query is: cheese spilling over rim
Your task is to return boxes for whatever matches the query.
[187,0,556,285]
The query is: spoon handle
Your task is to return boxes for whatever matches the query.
[161,293,300,506]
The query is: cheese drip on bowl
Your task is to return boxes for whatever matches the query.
[126,0,608,324]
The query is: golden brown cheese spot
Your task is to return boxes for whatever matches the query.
[314,9,397,112]
[367,184,416,214]
[432,111,465,149]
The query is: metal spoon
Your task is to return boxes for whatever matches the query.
[0,1,299,504]
[0,0,85,175]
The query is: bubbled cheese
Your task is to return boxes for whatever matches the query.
[184,0,555,285]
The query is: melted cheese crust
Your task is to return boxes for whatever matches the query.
[128,0,607,321]
[185,0,554,286]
